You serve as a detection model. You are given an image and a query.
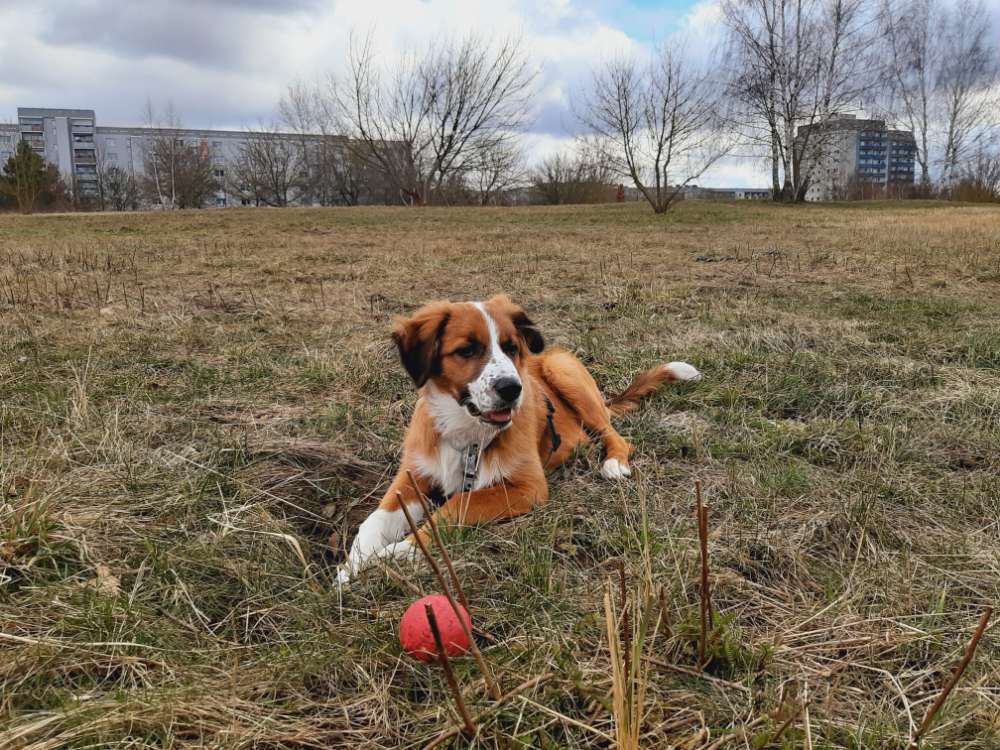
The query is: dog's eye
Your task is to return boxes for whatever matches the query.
[501,340,518,356]
[454,342,480,359]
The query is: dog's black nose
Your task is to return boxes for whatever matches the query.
[495,378,522,404]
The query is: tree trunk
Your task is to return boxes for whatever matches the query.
[771,131,782,201]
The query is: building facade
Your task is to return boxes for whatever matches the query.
[0,125,16,166]
[796,115,915,201]
[9,108,102,194]
[680,185,772,201]
[1,107,355,208]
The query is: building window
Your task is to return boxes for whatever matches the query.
[241,198,252,206]
[214,168,225,178]
[215,197,227,207]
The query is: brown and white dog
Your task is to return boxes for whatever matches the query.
[337,294,701,582]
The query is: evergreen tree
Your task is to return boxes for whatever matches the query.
[0,141,46,213]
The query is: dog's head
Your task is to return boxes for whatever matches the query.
[392,294,544,429]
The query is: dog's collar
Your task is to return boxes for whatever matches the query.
[543,393,561,465]
[461,443,480,493]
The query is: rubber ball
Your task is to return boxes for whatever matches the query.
[399,594,471,662]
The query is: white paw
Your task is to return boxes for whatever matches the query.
[601,458,632,480]
[665,361,702,382]
[383,538,416,562]
[337,538,417,585]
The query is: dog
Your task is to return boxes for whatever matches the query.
[337,294,701,582]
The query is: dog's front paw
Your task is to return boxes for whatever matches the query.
[600,457,632,480]
[382,538,416,563]
[336,538,417,586]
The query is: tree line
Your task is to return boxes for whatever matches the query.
[3,0,998,214]
[722,0,999,201]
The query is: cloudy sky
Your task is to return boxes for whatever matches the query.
[4,0,993,188]
[0,0,764,185]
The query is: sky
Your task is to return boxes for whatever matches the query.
[1,0,995,189]
[0,0,761,186]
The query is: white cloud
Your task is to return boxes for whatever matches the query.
[0,0,771,185]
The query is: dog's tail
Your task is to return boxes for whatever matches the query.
[607,362,702,416]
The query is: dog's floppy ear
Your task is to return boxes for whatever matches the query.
[392,302,451,387]
[513,309,545,353]
[488,294,545,354]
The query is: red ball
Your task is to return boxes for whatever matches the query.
[399,595,472,662]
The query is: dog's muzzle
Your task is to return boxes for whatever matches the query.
[459,386,515,428]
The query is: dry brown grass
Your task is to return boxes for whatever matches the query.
[2,200,999,748]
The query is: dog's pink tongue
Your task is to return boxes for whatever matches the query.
[483,409,512,423]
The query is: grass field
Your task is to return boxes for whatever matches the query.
[2,200,999,749]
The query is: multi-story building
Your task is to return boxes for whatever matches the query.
[796,114,915,201]
[1,107,358,208]
[9,108,103,194]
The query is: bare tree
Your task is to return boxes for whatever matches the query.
[141,140,217,209]
[141,99,181,208]
[881,0,1000,187]
[280,84,342,205]
[951,138,1000,201]
[722,0,877,201]
[88,142,116,211]
[530,141,616,205]
[279,84,391,205]
[582,47,733,213]
[140,100,218,209]
[329,31,535,205]
[93,147,140,213]
[228,126,307,207]
[102,166,139,211]
[472,141,526,205]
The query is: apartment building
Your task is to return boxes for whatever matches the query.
[796,115,916,201]
[2,107,347,208]
[94,122,268,208]
[8,108,103,193]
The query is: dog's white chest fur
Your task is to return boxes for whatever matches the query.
[416,442,505,496]
[411,384,508,495]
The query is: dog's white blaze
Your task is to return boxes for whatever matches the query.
[468,302,520,412]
